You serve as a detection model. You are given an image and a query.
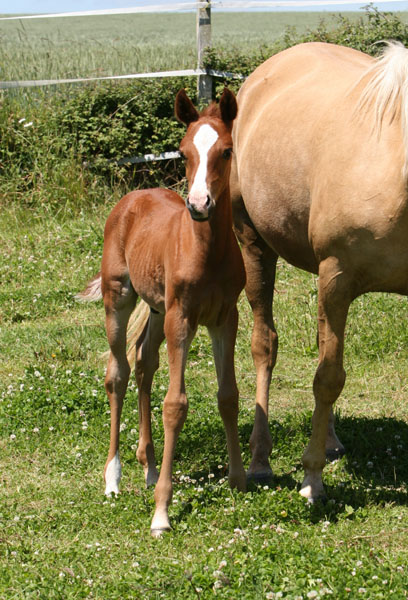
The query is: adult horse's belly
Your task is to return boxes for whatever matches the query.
[232,42,373,275]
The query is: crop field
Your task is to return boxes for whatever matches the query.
[2,8,408,600]
[0,10,397,80]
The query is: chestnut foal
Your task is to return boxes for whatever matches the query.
[79,89,246,536]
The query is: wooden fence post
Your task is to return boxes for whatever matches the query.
[197,0,212,103]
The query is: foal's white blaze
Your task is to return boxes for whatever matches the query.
[105,451,121,496]
[189,124,219,214]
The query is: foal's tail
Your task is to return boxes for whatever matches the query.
[357,41,408,176]
[76,272,151,370]
[76,272,103,302]
[125,301,151,368]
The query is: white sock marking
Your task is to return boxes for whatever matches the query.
[105,451,121,496]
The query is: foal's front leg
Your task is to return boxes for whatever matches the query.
[209,307,246,492]
[150,306,195,536]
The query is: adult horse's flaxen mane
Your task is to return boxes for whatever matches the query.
[356,41,408,176]
[230,41,408,501]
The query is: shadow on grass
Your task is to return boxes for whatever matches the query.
[169,410,408,522]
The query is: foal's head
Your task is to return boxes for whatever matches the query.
[175,88,237,221]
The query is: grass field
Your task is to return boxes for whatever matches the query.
[2,197,408,598]
[2,8,408,600]
[2,10,405,80]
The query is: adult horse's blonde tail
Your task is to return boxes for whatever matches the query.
[357,41,408,177]
[76,272,150,370]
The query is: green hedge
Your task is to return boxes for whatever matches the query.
[1,6,408,207]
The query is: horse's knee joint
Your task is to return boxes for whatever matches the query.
[105,366,130,395]
[313,363,345,403]
[163,397,188,427]
[218,394,239,418]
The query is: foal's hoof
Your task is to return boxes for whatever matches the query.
[304,493,327,506]
[246,469,274,488]
[325,446,346,462]
[150,527,171,539]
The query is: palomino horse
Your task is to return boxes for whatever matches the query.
[79,88,246,535]
[230,41,408,501]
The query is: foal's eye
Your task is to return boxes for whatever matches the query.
[223,148,232,160]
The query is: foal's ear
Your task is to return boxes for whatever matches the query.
[175,89,199,126]
[219,88,238,129]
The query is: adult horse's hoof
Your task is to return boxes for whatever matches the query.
[150,527,171,538]
[325,446,346,462]
[246,469,274,488]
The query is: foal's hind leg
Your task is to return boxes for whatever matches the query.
[103,277,137,495]
[233,202,278,483]
[209,307,246,492]
[135,310,165,487]
[300,257,350,501]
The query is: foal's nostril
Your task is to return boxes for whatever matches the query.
[205,195,211,208]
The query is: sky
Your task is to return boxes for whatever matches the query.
[0,0,407,15]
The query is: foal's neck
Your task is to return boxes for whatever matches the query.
[189,186,233,260]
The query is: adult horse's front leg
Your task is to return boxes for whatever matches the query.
[103,278,137,495]
[150,306,194,537]
[233,199,278,483]
[300,257,350,501]
[135,310,165,487]
[209,307,246,492]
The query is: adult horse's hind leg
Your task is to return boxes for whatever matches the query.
[233,199,278,483]
[300,257,350,501]
[209,307,246,492]
[103,276,137,495]
[135,310,165,487]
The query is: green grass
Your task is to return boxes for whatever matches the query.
[2,199,408,598]
[2,8,408,599]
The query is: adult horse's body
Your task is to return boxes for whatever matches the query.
[79,89,246,535]
[231,41,408,500]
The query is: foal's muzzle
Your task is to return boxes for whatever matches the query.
[186,194,213,221]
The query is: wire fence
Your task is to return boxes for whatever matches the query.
[1,0,407,165]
